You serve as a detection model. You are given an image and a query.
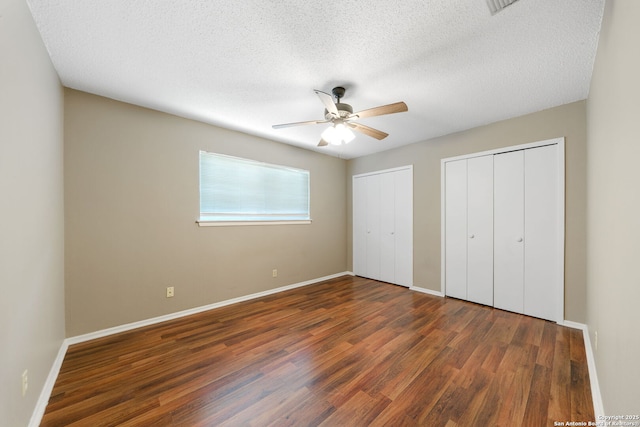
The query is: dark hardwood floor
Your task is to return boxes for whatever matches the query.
[41,275,594,426]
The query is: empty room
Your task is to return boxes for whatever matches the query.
[2,0,639,425]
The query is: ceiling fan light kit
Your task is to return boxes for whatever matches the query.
[321,122,355,146]
[272,86,408,148]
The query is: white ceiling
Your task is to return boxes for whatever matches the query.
[27,0,605,159]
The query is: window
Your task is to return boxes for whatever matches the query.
[198,151,311,225]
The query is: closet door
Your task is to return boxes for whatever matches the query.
[352,177,367,277]
[365,174,382,280]
[524,145,559,320]
[493,150,525,314]
[353,167,413,286]
[444,160,468,299]
[379,172,396,283]
[394,168,413,287]
[466,155,494,306]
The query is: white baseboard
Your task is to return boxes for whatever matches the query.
[28,340,69,427]
[410,285,444,298]
[67,271,350,345]
[559,320,586,330]
[32,274,603,425]
[558,320,605,419]
[30,271,350,426]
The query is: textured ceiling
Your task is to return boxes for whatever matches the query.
[27,0,605,159]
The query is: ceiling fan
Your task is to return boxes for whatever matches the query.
[272,86,408,147]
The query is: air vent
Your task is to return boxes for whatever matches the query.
[486,0,520,15]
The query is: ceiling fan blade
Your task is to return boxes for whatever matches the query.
[317,138,329,147]
[350,101,408,120]
[272,119,329,129]
[348,122,389,140]
[314,90,339,118]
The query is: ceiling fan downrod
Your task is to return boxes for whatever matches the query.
[332,86,346,103]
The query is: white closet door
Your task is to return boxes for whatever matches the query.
[379,172,396,283]
[394,168,413,287]
[353,177,367,277]
[466,155,494,306]
[494,150,525,314]
[365,174,381,280]
[524,145,559,321]
[444,160,468,299]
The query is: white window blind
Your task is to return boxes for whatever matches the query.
[199,151,310,223]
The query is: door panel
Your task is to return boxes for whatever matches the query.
[524,145,559,321]
[379,172,395,283]
[394,168,413,287]
[365,174,382,280]
[353,177,367,277]
[493,150,524,314]
[444,160,468,299]
[466,155,494,306]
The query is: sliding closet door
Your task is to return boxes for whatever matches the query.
[493,150,525,314]
[524,145,559,320]
[466,155,494,306]
[444,160,468,300]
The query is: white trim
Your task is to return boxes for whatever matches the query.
[558,321,605,419]
[410,286,445,298]
[30,273,603,425]
[555,139,566,323]
[352,164,413,179]
[582,327,605,419]
[440,137,566,323]
[558,320,587,330]
[28,341,69,427]
[441,138,562,163]
[440,159,447,296]
[67,271,349,345]
[29,272,350,426]
[197,219,312,227]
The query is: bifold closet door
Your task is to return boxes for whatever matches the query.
[352,177,367,277]
[466,155,493,306]
[379,172,396,283]
[493,150,525,314]
[365,174,382,280]
[524,144,559,321]
[493,145,560,321]
[444,160,468,300]
[353,168,413,287]
[382,169,413,287]
[444,156,493,304]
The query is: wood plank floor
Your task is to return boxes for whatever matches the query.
[41,275,594,426]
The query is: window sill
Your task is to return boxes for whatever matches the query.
[196,220,312,227]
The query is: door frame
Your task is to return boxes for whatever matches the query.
[440,137,565,322]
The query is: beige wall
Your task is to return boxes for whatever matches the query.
[348,101,587,323]
[64,89,347,336]
[0,0,65,425]
[586,0,640,414]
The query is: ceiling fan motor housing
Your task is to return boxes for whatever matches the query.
[325,103,353,119]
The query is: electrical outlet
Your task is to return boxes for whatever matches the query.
[272,269,278,278]
[166,286,174,298]
[22,370,28,397]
